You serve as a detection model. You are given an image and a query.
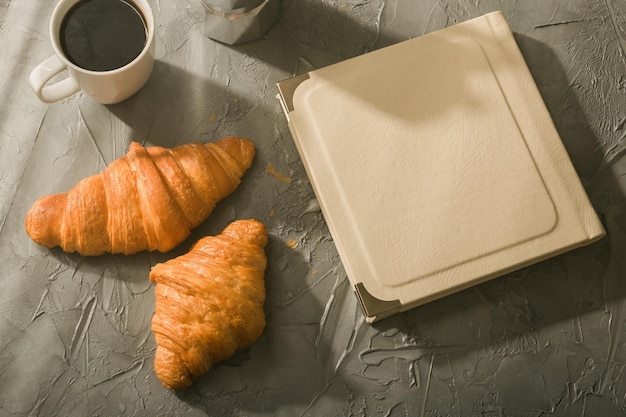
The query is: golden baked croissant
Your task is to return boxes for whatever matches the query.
[150,219,268,390]
[25,137,255,255]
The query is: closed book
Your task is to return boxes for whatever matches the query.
[276,11,605,323]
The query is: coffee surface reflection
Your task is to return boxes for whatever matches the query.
[60,0,147,71]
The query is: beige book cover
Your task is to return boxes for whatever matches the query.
[277,11,605,323]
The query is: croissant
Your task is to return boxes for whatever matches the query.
[25,137,255,256]
[150,219,268,390]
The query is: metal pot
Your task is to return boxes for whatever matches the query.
[200,0,280,45]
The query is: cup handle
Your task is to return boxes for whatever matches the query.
[29,55,80,103]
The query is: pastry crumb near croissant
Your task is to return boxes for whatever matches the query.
[150,219,268,390]
[25,137,255,255]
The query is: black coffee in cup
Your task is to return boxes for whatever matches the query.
[60,0,147,72]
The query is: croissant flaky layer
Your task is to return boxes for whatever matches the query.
[25,137,255,255]
[150,219,268,390]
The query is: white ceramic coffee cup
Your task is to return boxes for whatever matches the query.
[29,0,155,105]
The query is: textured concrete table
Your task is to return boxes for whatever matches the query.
[1,0,625,416]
